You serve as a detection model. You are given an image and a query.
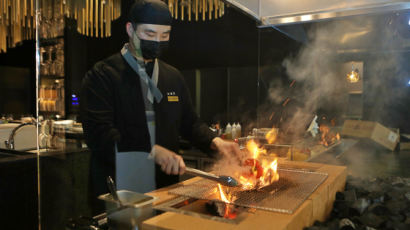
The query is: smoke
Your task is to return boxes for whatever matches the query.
[263,13,410,139]
[211,14,409,178]
[276,20,355,136]
[275,14,410,176]
[211,150,250,180]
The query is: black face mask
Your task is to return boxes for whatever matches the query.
[140,39,169,59]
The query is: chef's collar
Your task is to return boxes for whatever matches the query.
[123,43,144,63]
[124,43,157,70]
[121,44,162,103]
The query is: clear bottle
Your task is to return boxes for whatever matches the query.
[232,123,237,139]
[225,123,232,140]
[236,123,242,138]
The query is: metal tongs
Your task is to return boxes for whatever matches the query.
[185,167,240,187]
[107,176,123,207]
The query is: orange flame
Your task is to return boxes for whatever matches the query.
[217,183,237,219]
[260,158,279,186]
[319,124,340,147]
[217,183,230,203]
[246,140,266,159]
[265,128,278,144]
[240,141,280,190]
[239,175,256,190]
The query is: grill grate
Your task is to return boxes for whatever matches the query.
[169,169,328,214]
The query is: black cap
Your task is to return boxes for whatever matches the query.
[128,0,172,26]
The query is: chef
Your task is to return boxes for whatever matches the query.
[80,0,241,213]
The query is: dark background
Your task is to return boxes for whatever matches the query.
[62,1,298,131]
[0,2,410,229]
[0,0,409,132]
[0,41,36,116]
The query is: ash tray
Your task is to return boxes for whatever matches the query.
[98,190,158,229]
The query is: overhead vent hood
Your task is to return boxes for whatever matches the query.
[225,0,410,50]
[224,0,410,26]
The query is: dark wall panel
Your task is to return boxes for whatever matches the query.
[199,68,228,124]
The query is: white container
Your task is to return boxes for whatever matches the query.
[232,123,237,139]
[236,123,242,138]
[98,190,158,230]
[225,123,232,139]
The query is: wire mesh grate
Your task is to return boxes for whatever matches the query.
[169,169,328,214]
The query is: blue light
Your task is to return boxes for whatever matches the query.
[72,94,79,105]
[408,80,410,86]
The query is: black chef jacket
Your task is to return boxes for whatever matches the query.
[80,53,216,211]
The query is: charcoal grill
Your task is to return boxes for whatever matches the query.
[168,168,328,214]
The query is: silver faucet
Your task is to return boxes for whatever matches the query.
[5,122,37,150]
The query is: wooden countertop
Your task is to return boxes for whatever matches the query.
[143,160,347,230]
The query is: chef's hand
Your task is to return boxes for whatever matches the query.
[150,145,186,175]
[211,137,243,159]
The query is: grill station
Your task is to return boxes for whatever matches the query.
[166,168,328,214]
[142,160,347,230]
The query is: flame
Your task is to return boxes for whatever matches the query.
[319,124,340,147]
[213,140,280,218]
[270,159,278,172]
[239,175,256,190]
[217,183,230,203]
[265,128,278,144]
[217,183,237,219]
[260,158,279,185]
[246,140,266,159]
[240,142,280,190]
